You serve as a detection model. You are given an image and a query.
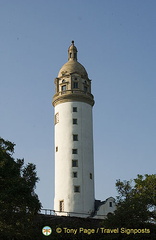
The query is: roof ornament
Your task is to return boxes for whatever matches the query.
[68,40,77,61]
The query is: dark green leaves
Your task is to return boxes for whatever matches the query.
[0,137,42,239]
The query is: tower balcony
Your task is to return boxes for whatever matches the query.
[52,89,94,107]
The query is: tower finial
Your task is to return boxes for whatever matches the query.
[68,40,77,61]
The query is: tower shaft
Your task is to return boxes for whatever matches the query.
[53,41,95,217]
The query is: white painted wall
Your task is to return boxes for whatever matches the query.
[54,101,95,216]
[94,197,116,219]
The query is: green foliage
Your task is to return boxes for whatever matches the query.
[0,137,42,239]
[115,174,156,223]
[103,174,156,239]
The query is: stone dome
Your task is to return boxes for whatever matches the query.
[58,59,88,78]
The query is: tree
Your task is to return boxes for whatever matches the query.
[0,137,42,239]
[103,174,156,239]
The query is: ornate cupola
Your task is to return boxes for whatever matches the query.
[52,41,94,107]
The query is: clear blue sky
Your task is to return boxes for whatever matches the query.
[0,0,156,209]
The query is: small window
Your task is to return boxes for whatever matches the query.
[73,134,78,141]
[70,53,72,58]
[62,79,65,83]
[72,160,78,167]
[84,86,87,93]
[73,82,78,89]
[59,200,64,212]
[75,77,77,80]
[61,85,66,91]
[109,202,112,207]
[73,119,77,124]
[73,107,77,112]
[90,173,92,179]
[56,146,58,152]
[73,172,77,178]
[72,149,77,154]
[55,113,59,124]
[74,186,80,193]
[74,53,77,59]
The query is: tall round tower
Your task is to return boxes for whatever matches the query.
[52,41,95,217]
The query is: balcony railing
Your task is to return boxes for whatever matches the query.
[39,209,107,219]
[53,89,93,98]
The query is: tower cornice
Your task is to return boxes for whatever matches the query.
[52,91,94,107]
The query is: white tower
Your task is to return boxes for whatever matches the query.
[52,41,95,217]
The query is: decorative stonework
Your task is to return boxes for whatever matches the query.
[52,90,94,107]
[53,42,94,107]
